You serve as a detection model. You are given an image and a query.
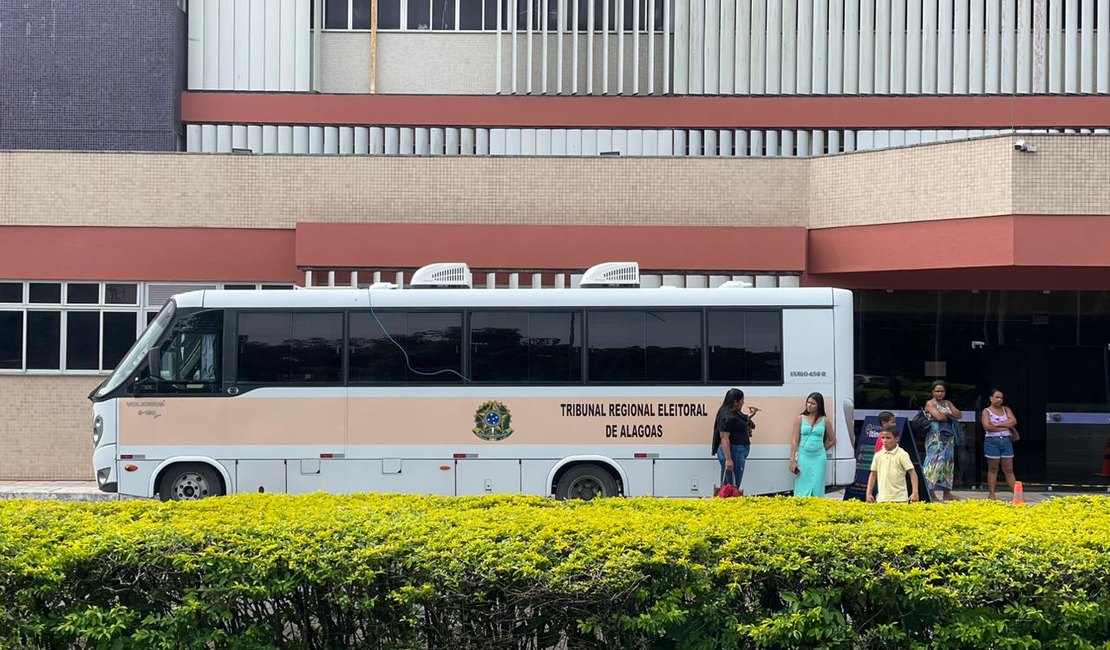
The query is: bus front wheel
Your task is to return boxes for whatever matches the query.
[555,464,619,500]
[158,463,224,501]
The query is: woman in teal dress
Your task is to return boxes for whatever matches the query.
[789,392,835,497]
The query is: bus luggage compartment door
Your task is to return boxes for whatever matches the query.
[455,459,522,495]
[652,459,720,497]
[236,459,287,495]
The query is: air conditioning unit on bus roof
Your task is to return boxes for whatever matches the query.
[410,262,473,289]
[580,262,640,288]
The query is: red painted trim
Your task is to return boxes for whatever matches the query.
[0,227,299,283]
[808,217,1018,274]
[806,215,1110,289]
[1013,216,1110,267]
[804,267,1110,291]
[183,92,1110,129]
[294,223,807,272]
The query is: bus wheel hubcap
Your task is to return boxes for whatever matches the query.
[172,473,209,500]
[570,477,604,499]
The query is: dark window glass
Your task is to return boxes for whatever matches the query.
[572,0,590,30]
[591,0,612,30]
[66,312,100,370]
[103,312,138,370]
[238,312,342,384]
[291,313,343,382]
[588,311,643,381]
[588,310,702,382]
[529,311,583,381]
[471,311,582,383]
[260,284,296,290]
[27,312,61,369]
[105,284,138,304]
[67,283,99,304]
[622,0,635,30]
[546,0,560,29]
[646,311,702,381]
[516,0,529,29]
[707,310,783,383]
[379,0,401,28]
[29,283,61,304]
[471,312,527,381]
[224,284,256,291]
[408,0,431,28]
[150,310,224,392]
[349,311,463,383]
[325,0,349,28]
[432,0,455,28]
[0,283,22,303]
[469,0,491,29]
[353,0,372,27]
[0,311,22,369]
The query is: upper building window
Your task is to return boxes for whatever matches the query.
[324,0,663,32]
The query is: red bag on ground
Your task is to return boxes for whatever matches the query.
[716,483,741,498]
[715,470,742,498]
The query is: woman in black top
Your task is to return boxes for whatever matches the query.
[712,388,760,491]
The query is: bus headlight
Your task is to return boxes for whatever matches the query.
[93,415,103,446]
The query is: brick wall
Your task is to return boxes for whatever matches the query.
[3,134,1109,231]
[0,151,810,228]
[0,376,101,479]
[0,0,184,151]
[807,136,1015,228]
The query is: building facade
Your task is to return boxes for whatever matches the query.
[0,0,186,151]
[2,0,1110,488]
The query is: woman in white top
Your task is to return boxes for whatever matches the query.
[980,388,1019,500]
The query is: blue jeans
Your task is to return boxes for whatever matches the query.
[984,435,1015,459]
[717,443,751,488]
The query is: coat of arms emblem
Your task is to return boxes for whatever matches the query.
[473,400,513,441]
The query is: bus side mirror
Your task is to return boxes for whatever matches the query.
[147,348,162,378]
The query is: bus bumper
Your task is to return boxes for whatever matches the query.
[93,444,117,493]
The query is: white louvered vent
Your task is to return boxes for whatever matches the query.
[580,262,640,287]
[410,263,473,289]
[147,283,218,307]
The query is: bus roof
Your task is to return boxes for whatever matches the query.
[174,287,850,310]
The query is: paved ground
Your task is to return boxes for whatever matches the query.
[0,481,1102,503]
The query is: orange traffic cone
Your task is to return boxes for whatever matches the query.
[1096,438,1110,478]
[1012,481,1025,505]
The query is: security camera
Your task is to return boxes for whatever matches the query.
[1014,139,1037,153]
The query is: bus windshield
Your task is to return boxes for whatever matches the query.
[93,301,176,399]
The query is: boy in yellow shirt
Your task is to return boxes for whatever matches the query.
[866,411,920,503]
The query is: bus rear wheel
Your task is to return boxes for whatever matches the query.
[159,463,223,501]
[555,465,619,500]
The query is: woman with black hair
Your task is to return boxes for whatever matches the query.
[789,392,836,497]
[711,388,760,492]
[924,380,963,502]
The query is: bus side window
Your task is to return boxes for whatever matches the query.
[706,310,783,383]
[147,310,223,394]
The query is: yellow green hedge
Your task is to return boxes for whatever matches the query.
[2,495,1109,649]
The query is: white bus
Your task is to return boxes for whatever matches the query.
[89,263,855,501]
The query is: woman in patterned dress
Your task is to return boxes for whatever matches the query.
[923,380,962,502]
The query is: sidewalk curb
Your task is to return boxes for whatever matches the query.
[0,483,138,502]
